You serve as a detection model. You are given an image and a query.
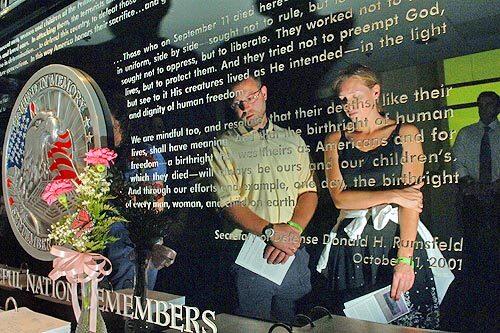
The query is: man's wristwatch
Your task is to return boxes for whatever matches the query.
[262,224,275,238]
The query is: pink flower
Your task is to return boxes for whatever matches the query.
[84,148,117,167]
[42,179,74,206]
[71,210,93,237]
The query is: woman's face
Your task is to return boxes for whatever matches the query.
[111,115,123,147]
[338,76,380,121]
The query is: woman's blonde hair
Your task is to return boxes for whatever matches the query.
[332,64,381,95]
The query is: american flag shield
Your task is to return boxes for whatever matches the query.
[6,101,35,169]
[2,64,110,260]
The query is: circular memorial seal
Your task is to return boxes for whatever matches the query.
[2,64,110,260]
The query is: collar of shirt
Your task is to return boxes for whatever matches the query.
[236,119,274,136]
[479,119,499,130]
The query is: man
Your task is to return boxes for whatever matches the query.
[210,74,318,323]
[452,91,499,331]
[453,91,499,193]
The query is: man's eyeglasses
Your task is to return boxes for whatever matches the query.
[231,86,262,111]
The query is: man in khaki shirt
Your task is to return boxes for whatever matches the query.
[210,74,318,323]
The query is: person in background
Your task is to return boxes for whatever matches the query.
[453,91,499,195]
[104,108,168,290]
[452,91,499,331]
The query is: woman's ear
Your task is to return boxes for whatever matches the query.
[372,84,381,99]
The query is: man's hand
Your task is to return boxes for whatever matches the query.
[148,244,177,269]
[269,223,301,256]
[390,263,415,300]
[459,176,478,196]
[263,245,291,264]
[493,179,500,194]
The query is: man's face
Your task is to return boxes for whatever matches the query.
[478,95,499,125]
[231,78,268,129]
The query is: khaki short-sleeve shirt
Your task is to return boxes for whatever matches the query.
[210,121,317,224]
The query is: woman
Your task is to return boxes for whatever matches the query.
[104,109,169,290]
[317,64,452,328]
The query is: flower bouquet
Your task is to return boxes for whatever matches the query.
[43,148,125,333]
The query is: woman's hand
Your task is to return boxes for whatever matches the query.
[390,262,415,300]
[392,183,424,213]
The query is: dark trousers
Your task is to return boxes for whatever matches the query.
[460,194,499,331]
[231,247,312,324]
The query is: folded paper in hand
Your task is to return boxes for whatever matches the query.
[343,285,410,324]
[235,234,294,285]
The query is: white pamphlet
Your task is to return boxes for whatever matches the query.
[235,234,295,285]
[343,285,409,324]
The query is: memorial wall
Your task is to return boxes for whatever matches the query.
[0,0,498,332]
